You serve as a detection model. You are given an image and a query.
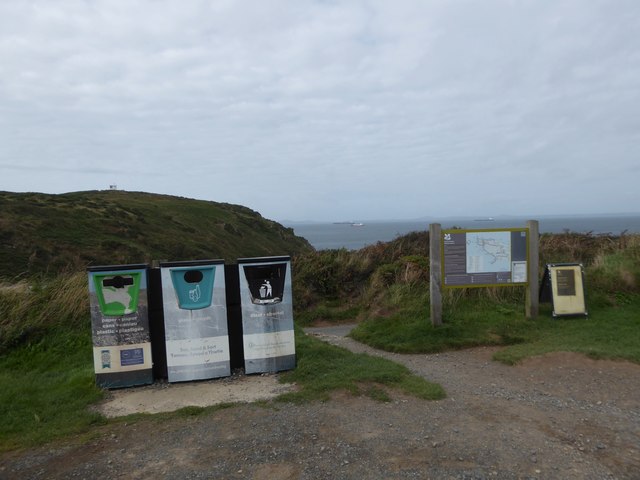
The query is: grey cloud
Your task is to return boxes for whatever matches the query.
[1,1,639,220]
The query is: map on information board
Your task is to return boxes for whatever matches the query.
[466,232,511,273]
[443,229,528,287]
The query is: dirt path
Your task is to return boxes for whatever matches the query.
[2,328,639,479]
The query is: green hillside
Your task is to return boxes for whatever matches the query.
[0,190,312,278]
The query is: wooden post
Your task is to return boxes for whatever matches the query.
[526,219,539,319]
[429,223,443,326]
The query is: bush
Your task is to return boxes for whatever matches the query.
[0,272,89,353]
[293,232,640,325]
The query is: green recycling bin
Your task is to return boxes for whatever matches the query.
[87,264,153,389]
[160,260,231,382]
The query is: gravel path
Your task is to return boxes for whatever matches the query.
[2,327,639,479]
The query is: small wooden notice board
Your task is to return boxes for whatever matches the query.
[540,263,587,317]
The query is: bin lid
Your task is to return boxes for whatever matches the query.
[87,263,148,272]
[237,256,290,264]
[159,259,224,268]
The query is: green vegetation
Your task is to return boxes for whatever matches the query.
[349,292,640,363]
[1,193,639,451]
[0,328,104,450]
[294,231,640,365]
[278,328,445,403]
[0,273,89,353]
[0,190,312,278]
[493,301,640,364]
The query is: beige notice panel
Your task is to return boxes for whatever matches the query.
[550,264,587,316]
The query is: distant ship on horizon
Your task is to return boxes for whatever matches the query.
[333,221,366,226]
[473,217,495,222]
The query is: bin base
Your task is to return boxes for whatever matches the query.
[96,369,154,389]
[245,354,296,375]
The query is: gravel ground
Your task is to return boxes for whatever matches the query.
[2,327,639,479]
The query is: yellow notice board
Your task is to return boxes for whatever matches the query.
[540,264,587,317]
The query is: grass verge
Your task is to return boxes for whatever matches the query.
[0,328,104,452]
[350,294,640,365]
[278,328,445,403]
[493,302,640,364]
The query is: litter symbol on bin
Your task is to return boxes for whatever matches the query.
[243,263,286,305]
[259,281,272,299]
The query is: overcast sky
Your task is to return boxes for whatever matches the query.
[1,1,639,222]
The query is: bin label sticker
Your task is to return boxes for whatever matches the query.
[165,337,230,367]
[243,330,295,360]
[120,348,144,366]
[101,349,111,369]
[93,343,152,373]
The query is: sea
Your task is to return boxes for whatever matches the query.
[284,214,640,251]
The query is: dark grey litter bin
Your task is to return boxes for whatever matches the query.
[237,256,295,374]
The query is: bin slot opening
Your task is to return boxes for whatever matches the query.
[103,276,134,289]
[183,270,204,284]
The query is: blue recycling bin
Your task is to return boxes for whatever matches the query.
[160,260,231,382]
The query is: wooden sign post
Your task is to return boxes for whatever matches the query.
[429,223,443,326]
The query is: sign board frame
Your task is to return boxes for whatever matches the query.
[540,263,588,317]
[441,227,529,288]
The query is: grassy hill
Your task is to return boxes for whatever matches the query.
[0,190,312,278]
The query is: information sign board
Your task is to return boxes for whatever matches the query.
[442,228,528,287]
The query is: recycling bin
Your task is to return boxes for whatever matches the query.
[87,264,153,389]
[160,260,231,382]
[237,256,296,374]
